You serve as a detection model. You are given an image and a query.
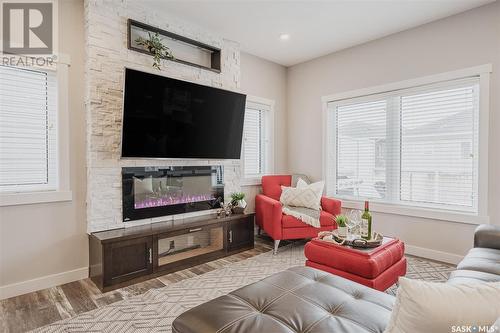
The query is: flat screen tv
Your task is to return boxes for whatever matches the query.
[121,68,246,159]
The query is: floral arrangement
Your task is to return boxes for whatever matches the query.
[135,32,174,70]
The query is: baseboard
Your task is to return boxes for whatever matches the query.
[405,245,463,265]
[0,246,463,300]
[0,267,88,300]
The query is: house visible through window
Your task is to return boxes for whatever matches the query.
[0,65,58,193]
[326,77,480,213]
[242,99,273,182]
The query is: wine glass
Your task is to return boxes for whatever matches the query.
[347,209,362,237]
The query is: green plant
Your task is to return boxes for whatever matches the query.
[335,214,349,228]
[135,32,174,70]
[230,192,245,205]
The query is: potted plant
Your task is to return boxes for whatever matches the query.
[230,192,247,214]
[335,214,349,238]
[135,32,174,70]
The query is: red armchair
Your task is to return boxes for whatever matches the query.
[255,175,342,254]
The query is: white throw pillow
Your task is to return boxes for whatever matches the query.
[280,180,324,210]
[385,277,500,333]
[296,178,308,188]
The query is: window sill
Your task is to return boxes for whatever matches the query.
[339,199,489,225]
[240,178,262,186]
[0,191,72,207]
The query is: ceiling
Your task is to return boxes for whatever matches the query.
[147,0,495,66]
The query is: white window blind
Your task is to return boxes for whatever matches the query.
[400,84,478,210]
[242,101,271,179]
[0,65,58,193]
[327,77,480,213]
[335,100,387,200]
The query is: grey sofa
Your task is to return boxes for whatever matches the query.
[172,224,500,333]
[448,224,500,284]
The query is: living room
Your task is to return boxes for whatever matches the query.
[0,0,499,332]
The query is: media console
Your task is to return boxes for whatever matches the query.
[89,213,254,291]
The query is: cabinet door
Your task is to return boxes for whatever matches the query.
[227,216,254,252]
[103,236,153,287]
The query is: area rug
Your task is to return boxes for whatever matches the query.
[33,242,455,332]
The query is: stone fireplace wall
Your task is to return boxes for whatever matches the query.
[85,0,241,232]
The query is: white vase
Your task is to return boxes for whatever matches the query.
[232,199,247,214]
[338,226,348,238]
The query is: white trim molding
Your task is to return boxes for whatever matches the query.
[342,200,489,225]
[0,58,72,206]
[322,64,491,223]
[405,244,464,265]
[0,190,72,207]
[240,95,276,186]
[0,267,88,300]
[321,64,492,103]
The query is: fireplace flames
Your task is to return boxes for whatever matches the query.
[134,193,215,209]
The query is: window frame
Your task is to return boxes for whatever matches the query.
[322,65,491,224]
[240,95,275,186]
[0,55,72,206]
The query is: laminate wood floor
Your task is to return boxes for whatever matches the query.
[0,236,275,333]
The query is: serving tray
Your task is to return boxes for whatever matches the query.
[317,230,384,248]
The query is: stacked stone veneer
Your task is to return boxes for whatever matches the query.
[85,0,242,232]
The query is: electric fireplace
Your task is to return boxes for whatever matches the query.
[122,166,224,222]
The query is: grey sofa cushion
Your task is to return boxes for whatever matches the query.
[494,317,500,331]
[456,248,500,276]
[449,226,500,284]
[448,269,500,284]
[172,266,395,333]
[474,224,500,250]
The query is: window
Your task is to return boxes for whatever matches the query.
[326,76,482,214]
[335,100,388,200]
[241,98,274,183]
[0,65,58,193]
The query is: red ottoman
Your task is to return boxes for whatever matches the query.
[304,237,407,291]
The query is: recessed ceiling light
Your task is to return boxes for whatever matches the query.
[279,33,290,41]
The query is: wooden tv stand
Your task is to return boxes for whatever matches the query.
[89,213,254,291]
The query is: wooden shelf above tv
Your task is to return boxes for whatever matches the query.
[127,19,221,73]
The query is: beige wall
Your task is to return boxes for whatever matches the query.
[0,0,87,297]
[239,52,288,212]
[240,52,288,175]
[287,2,500,260]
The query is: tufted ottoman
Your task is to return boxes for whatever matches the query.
[172,266,395,333]
[305,237,407,291]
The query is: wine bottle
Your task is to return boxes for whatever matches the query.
[361,201,372,240]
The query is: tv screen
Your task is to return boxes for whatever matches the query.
[121,68,246,159]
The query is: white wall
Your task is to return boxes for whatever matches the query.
[287,2,500,262]
[0,0,88,299]
[239,53,288,212]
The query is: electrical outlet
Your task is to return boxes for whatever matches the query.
[187,235,194,246]
[169,240,175,249]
